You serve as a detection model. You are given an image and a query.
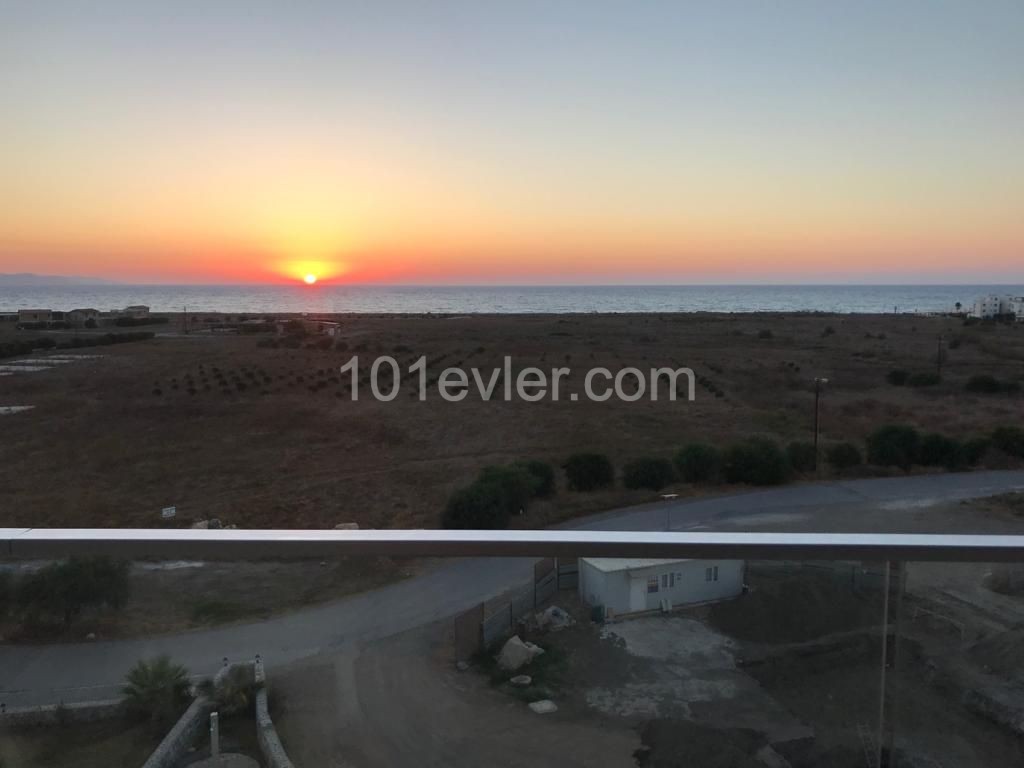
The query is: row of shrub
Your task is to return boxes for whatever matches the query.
[62,331,156,348]
[17,321,73,330]
[965,374,1021,395]
[112,316,169,327]
[888,369,1021,395]
[887,369,941,387]
[0,337,49,359]
[0,557,130,632]
[0,331,154,359]
[867,424,1024,470]
[441,425,1024,528]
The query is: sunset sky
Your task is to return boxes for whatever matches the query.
[1,1,1022,285]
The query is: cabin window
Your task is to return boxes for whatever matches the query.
[647,577,659,593]
[705,566,719,582]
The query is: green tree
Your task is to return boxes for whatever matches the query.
[477,464,537,514]
[886,369,909,386]
[867,425,920,470]
[965,374,1002,394]
[991,426,1024,458]
[723,438,791,486]
[16,556,130,629]
[563,453,615,492]
[0,571,11,620]
[786,441,817,473]
[826,442,863,473]
[962,437,991,466]
[673,444,721,483]
[907,372,941,387]
[918,433,963,469]
[514,460,556,498]
[122,656,191,729]
[442,482,509,529]
[622,457,675,491]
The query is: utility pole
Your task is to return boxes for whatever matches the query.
[813,377,829,473]
[183,305,188,335]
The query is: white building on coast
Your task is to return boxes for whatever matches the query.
[970,295,1024,321]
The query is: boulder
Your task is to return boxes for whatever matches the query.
[496,635,545,672]
[964,685,1024,736]
[191,520,210,529]
[755,746,793,768]
[536,606,575,632]
[528,699,558,714]
[334,522,360,530]
[510,675,532,687]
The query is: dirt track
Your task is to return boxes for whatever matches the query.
[271,623,640,768]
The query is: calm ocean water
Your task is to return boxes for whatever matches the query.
[0,285,1018,315]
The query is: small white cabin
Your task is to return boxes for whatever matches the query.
[579,557,744,618]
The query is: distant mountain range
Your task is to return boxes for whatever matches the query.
[0,273,119,286]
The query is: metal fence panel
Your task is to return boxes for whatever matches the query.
[534,557,555,582]
[482,608,512,649]
[454,603,484,661]
[535,570,556,605]
[509,586,534,621]
[557,562,578,590]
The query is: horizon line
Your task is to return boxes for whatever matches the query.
[4,280,1024,288]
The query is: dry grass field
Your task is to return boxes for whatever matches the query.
[1,313,1022,529]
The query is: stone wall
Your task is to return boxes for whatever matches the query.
[140,695,211,768]
[141,661,245,768]
[254,657,296,768]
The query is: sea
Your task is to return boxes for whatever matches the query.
[0,284,1019,315]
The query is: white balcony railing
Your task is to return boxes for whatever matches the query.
[4,527,1024,561]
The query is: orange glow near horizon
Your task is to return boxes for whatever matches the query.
[2,4,1022,284]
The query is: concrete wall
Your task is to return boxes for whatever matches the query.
[0,699,121,728]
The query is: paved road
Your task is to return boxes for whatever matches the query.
[2,471,1023,708]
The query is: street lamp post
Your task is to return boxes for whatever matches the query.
[813,377,829,473]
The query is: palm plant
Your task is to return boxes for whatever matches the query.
[122,655,191,728]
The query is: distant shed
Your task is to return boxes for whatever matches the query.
[578,557,744,618]
[17,309,52,324]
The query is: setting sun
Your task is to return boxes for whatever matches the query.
[303,274,318,285]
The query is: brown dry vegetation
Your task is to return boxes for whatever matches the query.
[1,313,1022,529]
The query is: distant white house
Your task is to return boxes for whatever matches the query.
[17,309,53,324]
[67,308,100,325]
[970,295,1024,321]
[1007,297,1024,321]
[276,318,342,337]
[122,305,150,318]
[578,558,744,618]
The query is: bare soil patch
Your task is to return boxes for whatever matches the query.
[2,313,1022,530]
